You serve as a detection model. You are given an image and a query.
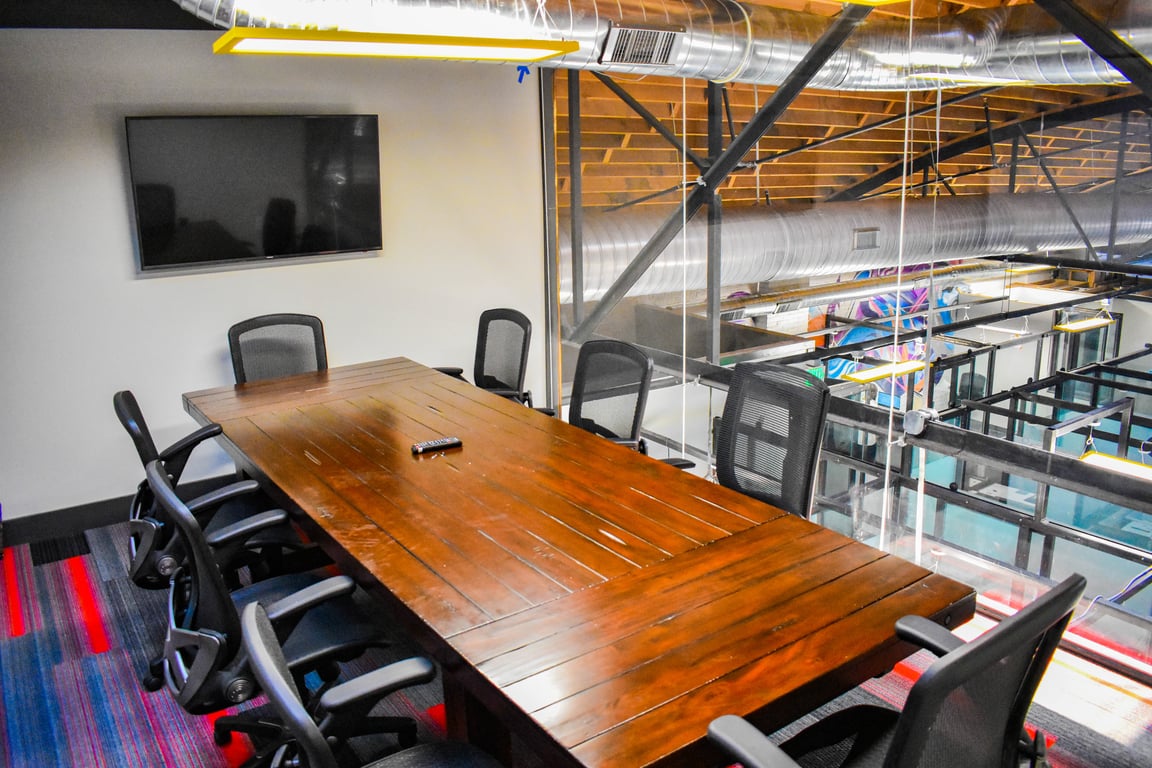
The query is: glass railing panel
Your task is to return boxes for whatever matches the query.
[1048,487,1152,551]
[918,501,1022,567]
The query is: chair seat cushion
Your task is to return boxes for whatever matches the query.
[231,573,385,670]
[780,704,900,768]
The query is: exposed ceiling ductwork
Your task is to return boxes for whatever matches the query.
[173,1,1152,301]
[558,191,1152,303]
[174,0,1151,90]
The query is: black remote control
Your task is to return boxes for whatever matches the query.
[411,436,463,454]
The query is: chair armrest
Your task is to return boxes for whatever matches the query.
[185,479,263,520]
[158,423,223,482]
[708,715,799,768]
[264,575,357,625]
[203,509,288,549]
[319,657,436,715]
[186,479,262,510]
[660,457,696,470]
[609,438,642,451]
[535,407,557,417]
[433,366,465,380]
[895,615,965,657]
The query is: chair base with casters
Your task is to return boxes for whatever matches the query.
[708,573,1087,768]
[241,599,504,768]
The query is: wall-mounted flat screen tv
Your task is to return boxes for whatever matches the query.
[125,114,382,272]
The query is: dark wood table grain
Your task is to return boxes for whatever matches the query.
[184,357,975,768]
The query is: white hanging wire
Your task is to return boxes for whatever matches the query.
[914,86,945,567]
[878,11,918,552]
[681,76,690,464]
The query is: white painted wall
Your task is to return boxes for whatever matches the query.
[0,30,547,525]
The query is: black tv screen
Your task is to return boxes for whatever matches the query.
[125,114,382,272]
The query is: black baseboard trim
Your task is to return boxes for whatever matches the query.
[3,475,236,547]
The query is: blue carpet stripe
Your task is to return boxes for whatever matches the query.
[1,633,70,767]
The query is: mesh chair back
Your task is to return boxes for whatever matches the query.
[887,574,1086,768]
[241,602,339,768]
[228,313,327,384]
[568,340,652,442]
[715,362,830,517]
[474,308,531,395]
[145,460,243,712]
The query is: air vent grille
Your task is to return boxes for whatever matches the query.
[601,26,682,66]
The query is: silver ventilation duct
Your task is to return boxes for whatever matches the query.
[558,191,1152,303]
[175,0,1151,90]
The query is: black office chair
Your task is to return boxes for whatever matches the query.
[540,339,694,468]
[143,460,392,738]
[228,313,327,384]
[708,573,1087,768]
[113,390,307,590]
[241,600,505,768]
[715,361,830,517]
[567,338,652,451]
[436,308,533,405]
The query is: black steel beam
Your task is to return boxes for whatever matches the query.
[570,4,873,343]
[1016,128,1098,256]
[707,81,725,365]
[751,87,999,166]
[568,72,585,323]
[829,93,1151,201]
[592,72,707,171]
[1033,0,1152,98]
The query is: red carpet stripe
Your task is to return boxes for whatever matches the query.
[3,548,26,638]
[64,556,110,654]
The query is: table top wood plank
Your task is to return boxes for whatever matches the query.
[217,417,495,634]
[249,405,569,616]
[183,358,976,768]
[523,555,947,746]
[392,376,785,535]
[449,517,840,663]
[328,393,682,574]
[331,376,764,565]
[475,532,880,701]
[567,573,974,768]
[294,400,615,597]
[183,358,428,420]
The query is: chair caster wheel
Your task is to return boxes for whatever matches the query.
[141,674,163,692]
[214,728,233,747]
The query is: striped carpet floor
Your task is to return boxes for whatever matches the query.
[0,523,445,768]
[3,522,1151,767]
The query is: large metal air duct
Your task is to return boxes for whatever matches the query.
[175,0,1151,90]
[558,191,1152,302]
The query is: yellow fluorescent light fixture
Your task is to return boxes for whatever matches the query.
[1080,451,1152,481]
[1053,316,1114,333]
[844,359,926,384]
[213,27,579,63]
[1005,264,1053,275]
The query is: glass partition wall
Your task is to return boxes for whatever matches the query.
[542,18,1152,685]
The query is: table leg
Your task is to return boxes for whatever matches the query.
[442,671,513,764]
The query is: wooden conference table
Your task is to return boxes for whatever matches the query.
[184,357,975,768]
